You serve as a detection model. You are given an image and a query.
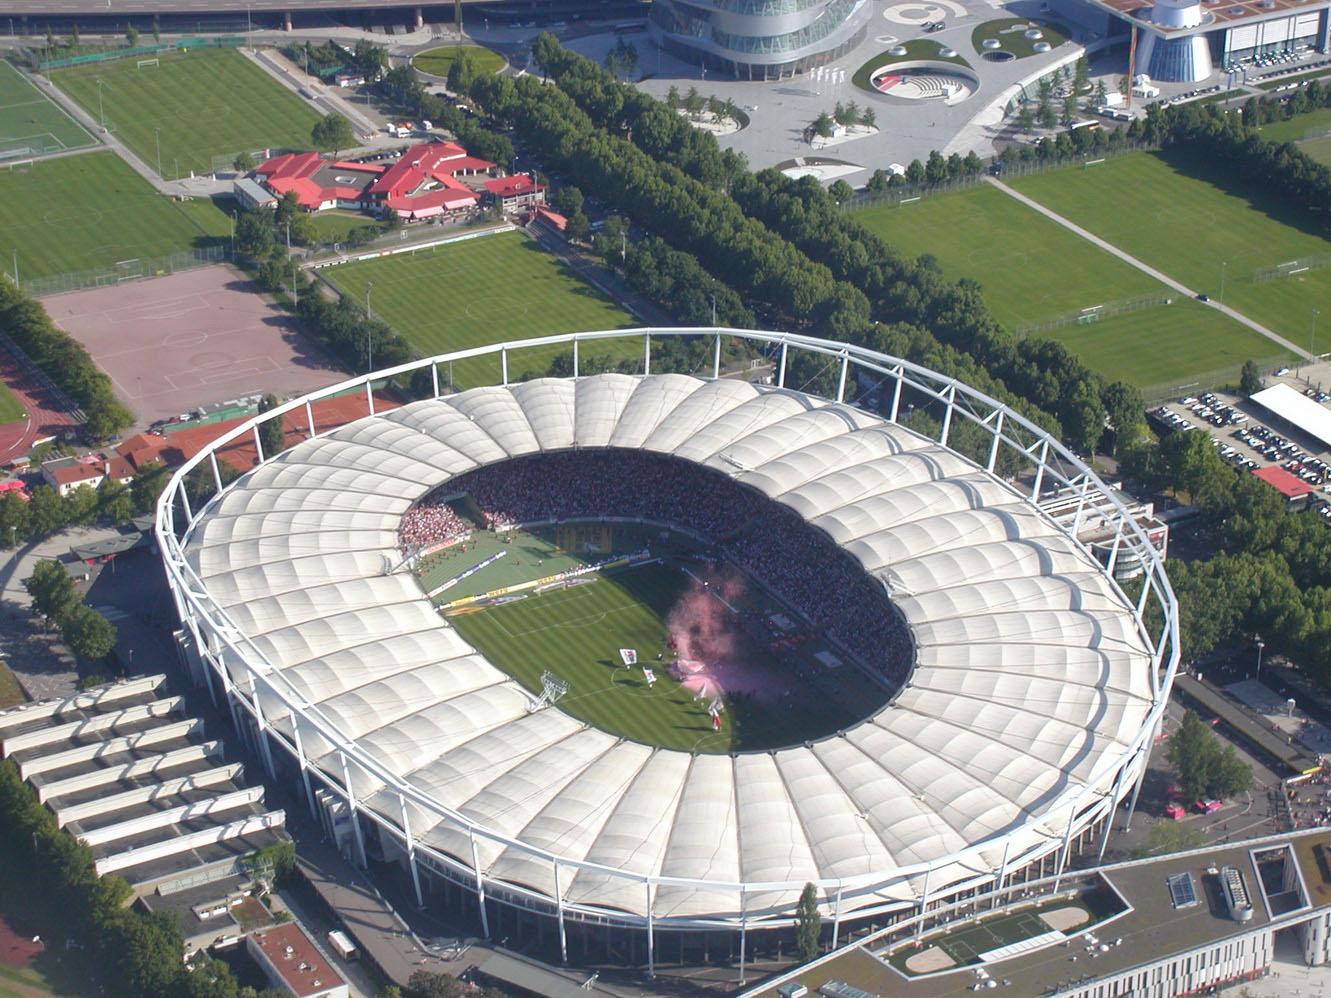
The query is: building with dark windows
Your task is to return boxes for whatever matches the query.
[648,0,873,79]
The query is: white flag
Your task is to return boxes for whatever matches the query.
[643,667,656,687]
[619,648,637,666]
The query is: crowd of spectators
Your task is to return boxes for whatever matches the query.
[406,450,913,683]
[399,503,468,550]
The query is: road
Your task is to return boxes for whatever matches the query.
[985,176,1315,363]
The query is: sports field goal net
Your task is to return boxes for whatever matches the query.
[137,58,160,69]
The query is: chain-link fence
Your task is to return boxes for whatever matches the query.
[1251,253,1331,283]
[22,245,229,298]
[840,145,1155,212]
[34,36,244,71]
[1014,294,1176,338]
[1140,353,1292,405]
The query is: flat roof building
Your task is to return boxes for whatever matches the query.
[247,923,348,998]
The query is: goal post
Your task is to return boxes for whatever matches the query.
[137,58,159,69]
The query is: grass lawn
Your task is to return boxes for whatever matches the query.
[0,384,24,427]
[322,230,636,386]
[0,59,93,158]
[853,40,969,93]
[0,152,227,284]
[1011,150,1331,350]
[0,661,22,708]
[52,48,323,178]
[307,209,381,245]
[412,45,506,79]
[971,17,1069,59]
[851,184,1280,387]
[1258,107,1331,166]
[449,558,883,753]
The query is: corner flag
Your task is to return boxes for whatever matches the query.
[619,648,637,667]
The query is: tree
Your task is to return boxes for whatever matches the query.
[447,47,477,94]
[1073,56,1090,94]
[405,971,462,998]
[1061,92,1079,127]
[26,560,77,623]
[232,151,255,173]
[795,882,821,962]
[71,24,80,49]
[310,113,355,156]
[182,955,241,998]
[151,15,161,43]
[1167,710,1253,802]
[860,106,876,129]
[1240,359,1264,397]
[553,184,584,218]
[828,179,854,204]
[866,169,888,194]
[126,25,139,47]
[905,158,926,185]
[812,112,835,141]
[26,486,66,539]
[1101,380,1144,454]
[1018,104,1035,135]
[0,491,30,548]
[63,604,117,662]
[564,211,590,243]
[112,909,185,996]
[257,394,286,460]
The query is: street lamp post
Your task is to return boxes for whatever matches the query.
[365,282,374,372]
[1255,637,1265,682]
[1313,308,1320,361]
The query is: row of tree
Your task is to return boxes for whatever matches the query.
[24,560,117,661]
[512,35,1150,457]
[0,757,290,997]
[1122,428,1331,676]
[0,458,166,550]
[0,280,132,441]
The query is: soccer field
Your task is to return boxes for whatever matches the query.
[323,231,638,387]
[1011,152,1331,350]
[0,59,93,158]
[449,560,885,753]
[851,185,1279,387]
[0,152,229,284]
[52,48,323,178]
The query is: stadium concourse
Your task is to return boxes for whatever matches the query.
[160,355,1169,972]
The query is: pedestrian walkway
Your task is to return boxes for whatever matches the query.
[985,176,1313,361]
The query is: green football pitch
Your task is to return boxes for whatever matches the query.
[1258,107,1331,167]
[323,231,638,387]
[851,184,1280,388]
[442,540,891,753]
[0,59,93,158]
[0,152,230,284]
[52,48,323,178]
[1011,151,1331,353]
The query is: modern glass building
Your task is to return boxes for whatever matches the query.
[648,0,873,79]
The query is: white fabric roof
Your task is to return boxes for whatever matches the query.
[183,374,1154,921]
[1250,382,1331,451]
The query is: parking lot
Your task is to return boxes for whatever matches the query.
[1151,374,1331,524]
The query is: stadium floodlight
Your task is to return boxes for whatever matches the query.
[528,670,569,712]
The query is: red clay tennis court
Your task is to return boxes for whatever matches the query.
[45,265,343,428]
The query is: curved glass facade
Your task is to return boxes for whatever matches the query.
[650,0,871,79]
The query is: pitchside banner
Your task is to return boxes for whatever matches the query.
[619,648,637,666]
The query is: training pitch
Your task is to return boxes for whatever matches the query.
[435,525,890,754]
[0,59,93,158]
[52,48,323,178]
[852,184,1282,388]
[1012,151,1331,351]
[45,265,341,425]
[323,231,638,387]
[0,152,229,286]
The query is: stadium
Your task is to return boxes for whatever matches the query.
[156,329,1179,974]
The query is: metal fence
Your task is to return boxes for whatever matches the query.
[1014,293,1176,338]
[840,145,1154,212]
[1140,352,1292,405]
[36,36,243,71]
[1252,253,1331,283]
[22,245,229,298]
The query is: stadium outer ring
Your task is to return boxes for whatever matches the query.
[155,328,1179,952]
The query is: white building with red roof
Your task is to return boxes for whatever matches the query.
[246,923,347,998]
[483,173,545,213]
[253,152,386,213]
[364,141,496,220]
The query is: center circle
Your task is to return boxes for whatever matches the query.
[401,449,912,753]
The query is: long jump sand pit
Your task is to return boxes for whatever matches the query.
[46,265,341,427]
[904,946,956,973]
[1039,905,1091,932]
